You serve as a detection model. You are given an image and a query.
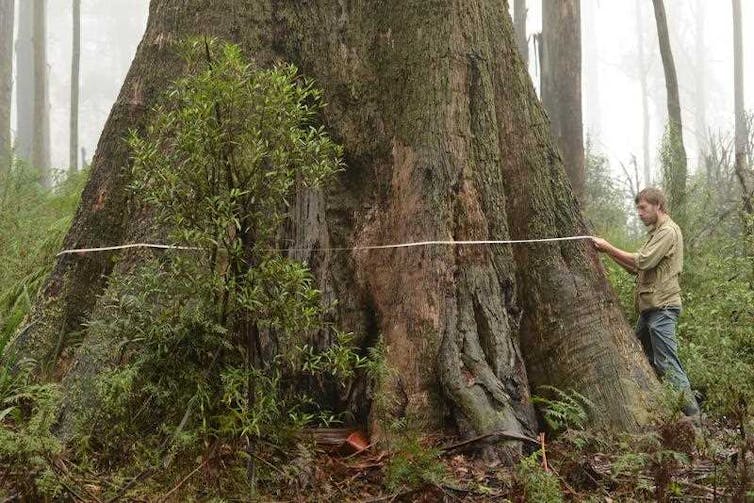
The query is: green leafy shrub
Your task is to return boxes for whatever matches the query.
[0,163,88,350]
[74,40,371,488]
[533,386,594,434]
[515,451,563,503]
[384,436,446,492]
[0,359,62,498]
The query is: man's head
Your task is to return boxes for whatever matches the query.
[634,187,667,227]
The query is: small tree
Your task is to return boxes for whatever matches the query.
[76,40,365,488]
[652,0,688,226]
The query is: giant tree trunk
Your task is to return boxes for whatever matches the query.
[8,0,656,456]
[69,0,80,175]
[652,0,687,222]
[0,0,12,171]
[540,0,584,200]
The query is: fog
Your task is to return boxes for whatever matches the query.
[8,0,754,182]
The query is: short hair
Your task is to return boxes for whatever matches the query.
[634,187,667,211]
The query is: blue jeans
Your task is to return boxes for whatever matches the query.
[636,307,699,415]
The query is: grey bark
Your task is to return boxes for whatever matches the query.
[31,0,49,184]
[15,0,32,162]
[0,0,12,170]
[541,0,585,199]
[69,0,80,175]
[732,0,752,219]
[582,0,600,139]
[652,0,687,221]
[636,2,651,186]
[8,0,656,460]
[693,0,706,161]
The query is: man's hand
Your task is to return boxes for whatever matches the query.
[591,237,611,252]
[591,236,637,274]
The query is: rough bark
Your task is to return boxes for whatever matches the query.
[732,0,752,222]
[31,0,49,183]
[652,0,687,221]
[541,0,584,200]
[8,0,656,456]
[514,0,527,67]
[0,0,12,170]
[69,0,80,175]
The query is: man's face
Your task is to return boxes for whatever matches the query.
[636,199,661,226]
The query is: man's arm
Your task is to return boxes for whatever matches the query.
[591,237,637,274]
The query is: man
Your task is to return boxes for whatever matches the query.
[592,187,699,417]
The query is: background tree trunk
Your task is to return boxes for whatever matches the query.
[15,0,32,163]
[31,0,49,184]
[693,0,707,164]
[582,0,601,139]
[540,0,585,200]
[652,0,687,222]
[69,0,80,175]
[636,2,651,186]
[514,0,527,67]
[15,0,49,183]
[8,0,656,456]
[0,0,12,171]
[732,0,752,225]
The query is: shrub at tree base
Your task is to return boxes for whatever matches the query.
[1,40,379,498]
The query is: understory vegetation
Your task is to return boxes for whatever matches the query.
[1,40,753,501]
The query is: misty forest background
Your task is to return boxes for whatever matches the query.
[1,0,754,501]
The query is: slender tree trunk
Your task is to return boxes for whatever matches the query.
[694,0,706,163]
[582,0,601,139]
[8,0,656,458]
[514,0,527,67]
[31,0,49,184]
[732,0,752,234]
[651,0,687,223]
[636,2,651,186]
[69,0,80,175]
[0,0,12,171]
[541,0,585,199]
[15,0,32,162]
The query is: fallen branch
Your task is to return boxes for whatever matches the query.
[440,429,539,453]
[539,432,549,472]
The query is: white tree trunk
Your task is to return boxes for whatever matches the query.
[0,0,13,170]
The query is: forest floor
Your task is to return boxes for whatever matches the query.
[264,418,746,502]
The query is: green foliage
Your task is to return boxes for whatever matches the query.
[0,162,88,350]
[514,451,563,503]
[383,436,446,492]
[0,359,63,497]
[678,237,754,419]
[76,39,365,483]
[659,121,687,226]
[533,386,594,434]
[583,139,632,238]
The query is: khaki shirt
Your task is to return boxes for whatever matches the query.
[633,214,683,313]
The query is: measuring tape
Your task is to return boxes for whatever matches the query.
[56,235,595,256]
